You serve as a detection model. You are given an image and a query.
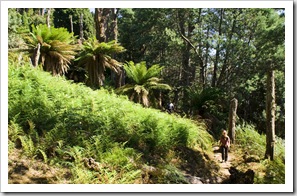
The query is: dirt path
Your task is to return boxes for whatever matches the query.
[213,146,235,183]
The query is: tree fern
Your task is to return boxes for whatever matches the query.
[117,61,171,107]
[22,24,77,75]
[76,37,125,88]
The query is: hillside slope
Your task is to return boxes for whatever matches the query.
[8,63,223,184]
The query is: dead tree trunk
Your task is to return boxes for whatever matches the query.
[228,98,238,144]
[265,69,276,160]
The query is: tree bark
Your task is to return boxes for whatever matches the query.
[79,13,84,41]
[202,27,210,89]
[212,8,224,87]
[111,8,119,43]
[111,8,123,88]
[265,69,276,160]
[228,98,238,144]
[46,8,51,28]
[217,10,237,86]
[32,43,40,67]
[69,15,73,33]
[95,8,110,43]
[41,8,45,17]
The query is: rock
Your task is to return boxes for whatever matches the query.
[245,155,260,163]
[183,174,204,184]
[83,158,101,171]
[227,167,255,184]
[243,152,260,163]
[142,165,161,176]
[15,138,22,149]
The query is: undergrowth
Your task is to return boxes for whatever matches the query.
[8,62,214,184]
[236,123,285,184]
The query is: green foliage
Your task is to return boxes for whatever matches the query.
[53,8,95,40]
[236,122,285,184]
[76,37,125,88]
[157,164,189,184]
[8,9,26,48]
[236,123,266,156]
[117,61,171,107]
[8,62,213,184]
[23,24,77,75]
[16,135,36,157]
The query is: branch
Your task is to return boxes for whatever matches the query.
[177,25,204,65]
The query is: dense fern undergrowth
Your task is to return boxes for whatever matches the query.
[8,62,215,184]
[8,62,285,184]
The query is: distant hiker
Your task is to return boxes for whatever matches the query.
[220,130,230,163]
[168,102,174,113]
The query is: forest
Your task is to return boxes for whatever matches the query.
[7,8,285,186]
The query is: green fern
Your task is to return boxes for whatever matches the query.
[37,149,48,163]
[22,24,77,75]
[116,61,171,107]
[76,37,125,88]
[17,135,36,157]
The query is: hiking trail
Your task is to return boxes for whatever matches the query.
[213,145,235,183]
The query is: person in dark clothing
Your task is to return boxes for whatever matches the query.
[220,130,230,163]
[168,102,174,113]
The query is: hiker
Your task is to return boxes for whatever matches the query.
[168,102,174,113]
[220,130,230,163]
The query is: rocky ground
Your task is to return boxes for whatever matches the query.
[8,145,257,184]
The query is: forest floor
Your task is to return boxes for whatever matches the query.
[8,149,71,184]
[8,145,254,184]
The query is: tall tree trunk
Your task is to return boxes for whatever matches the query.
[265,68,276,160]
[41,8,45,17]
[95,8,110,43]
[46,8,51,28]
[110,8,123,88]
[228,98,238,144]
[217,10,238,86]
[212,8,224,87]
[111,8,119,43]
[69,15,73,33]
[79,13,84,41]
[32,43,40,67]
[203,27,210,89]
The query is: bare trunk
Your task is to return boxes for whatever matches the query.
[69,15,73,33]
[95,8,110,43]
[203,27,210,89]
[265,68,276,160]
[41,8,45,17]
[110,8,123,88]
[217,10,237,86]
[32,43,40,67]
[79,13,84,41]
[228,98,238,144]
[111,8,119,43]
[46,8,51,28]
[212,8,224,87]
